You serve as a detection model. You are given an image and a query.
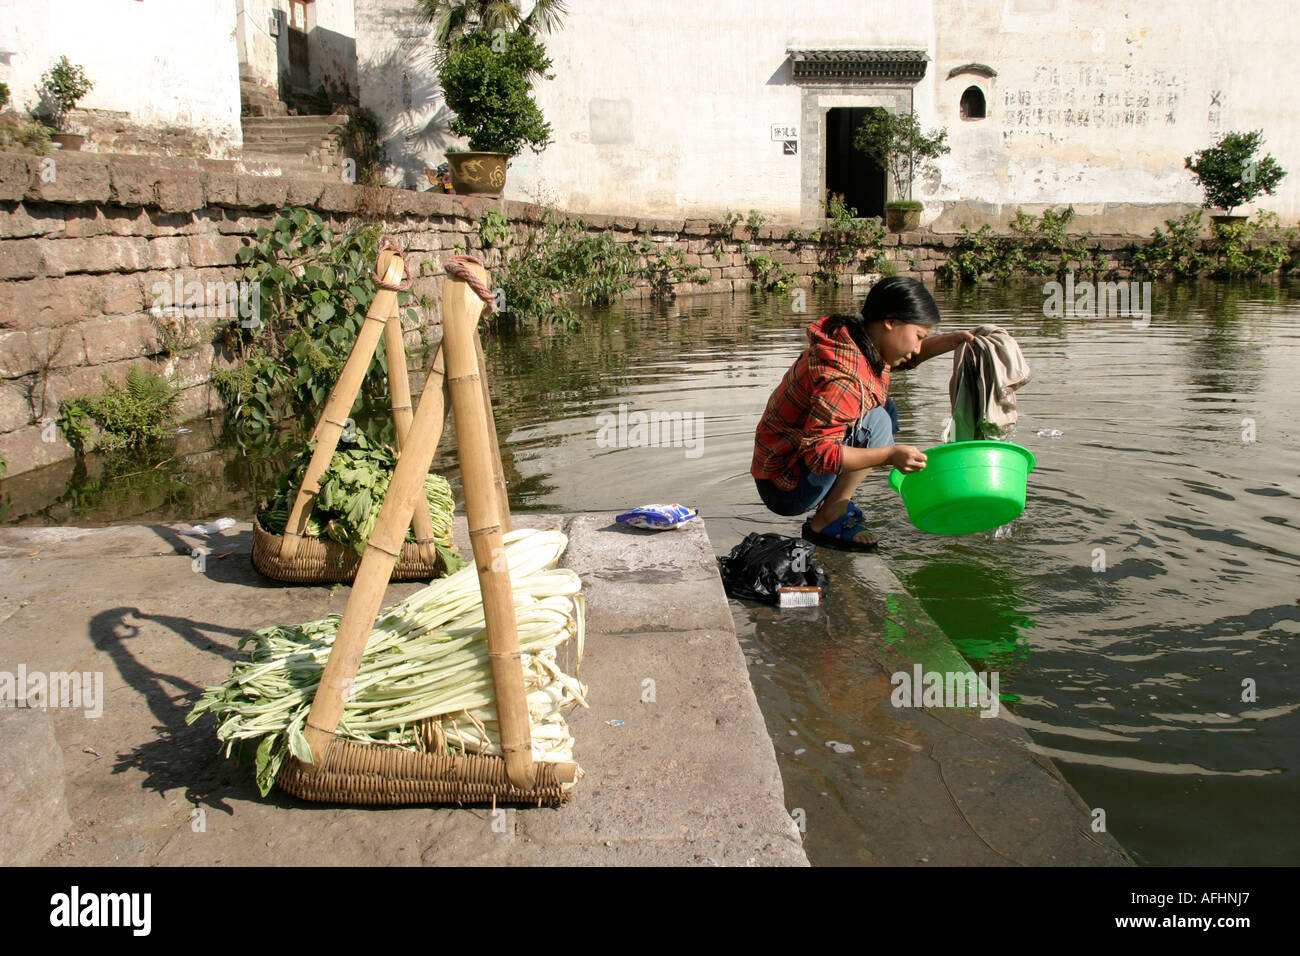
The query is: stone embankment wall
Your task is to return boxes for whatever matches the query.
[0,148,1290,478]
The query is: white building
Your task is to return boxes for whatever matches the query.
[354,0,1300,231]
[0,0,357,154]
[1,0,243,153]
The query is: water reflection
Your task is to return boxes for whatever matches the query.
[900,557,1036,673]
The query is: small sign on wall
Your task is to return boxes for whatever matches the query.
[783,141,798,154]
[771,124,798,141]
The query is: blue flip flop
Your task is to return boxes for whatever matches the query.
[801,501,879,552]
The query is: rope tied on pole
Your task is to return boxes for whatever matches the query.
[374,238,413,292]
[445,254,497,315]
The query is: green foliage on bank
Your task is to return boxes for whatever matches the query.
[474,209,709,325]
[807,193,890,286]
[940,206,1104,284]
[1131,210,1297,279]
[57,364,179,453]
[212,207,413,433]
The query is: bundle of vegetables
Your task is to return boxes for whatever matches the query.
[257,431,463,571]
[188,528,586,796]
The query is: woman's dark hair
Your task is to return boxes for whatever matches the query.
[823,276,941,373]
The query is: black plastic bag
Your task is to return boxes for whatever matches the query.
[717,533,828,605]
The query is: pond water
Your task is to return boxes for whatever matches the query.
[5,278,1299,865]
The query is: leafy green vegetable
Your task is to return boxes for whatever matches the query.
[257,432,463,569]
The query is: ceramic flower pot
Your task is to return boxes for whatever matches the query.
[445,151,507,197]
[885,204,921,232]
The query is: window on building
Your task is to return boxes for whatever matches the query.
[960,86,986,120]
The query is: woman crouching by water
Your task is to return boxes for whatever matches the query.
[751,277,974,551]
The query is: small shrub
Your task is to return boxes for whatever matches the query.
[939,206,1099,283]
[0,115,54,155]
[1207,210,1298,278]
[811,192,888,286]
[215,207,413,433]
[1129,211,1211,279]
[1185,130,1286,215]
[745,252,799,294]
[638,241,709,301]
[58,365,178,453]
[439,29,554,156]
[35,56,93,131]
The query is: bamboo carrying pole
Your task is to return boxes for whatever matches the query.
[279,250,406,560]
[474,332,512,533]
[442,265,533,789]
[302,260,538,791]
[384,310,441,566]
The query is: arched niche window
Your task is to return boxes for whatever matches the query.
[960,85,986,120]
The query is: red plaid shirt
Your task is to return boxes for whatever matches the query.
[751,317,891,491]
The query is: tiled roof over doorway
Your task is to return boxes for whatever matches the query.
[788,49,929,83]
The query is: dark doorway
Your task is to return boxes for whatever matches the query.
[825,107,887,219]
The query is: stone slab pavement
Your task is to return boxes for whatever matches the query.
[0,514,805,866]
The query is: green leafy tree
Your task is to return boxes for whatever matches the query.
[415,0,567,65]
[853,110,950,202]
[214,208,413,432]
[1185,130,1286,215]
[438,28,554,156]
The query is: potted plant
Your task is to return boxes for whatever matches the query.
[417,0,566,197]
[1185,130,1286,226]
[853,110,950,232]
[435,28,555,196]
[34,56,94,150]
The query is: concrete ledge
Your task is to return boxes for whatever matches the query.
[0,515,807,866]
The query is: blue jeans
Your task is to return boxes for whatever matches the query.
[755,402,896,517]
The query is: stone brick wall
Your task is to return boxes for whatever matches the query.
[0,150,493,477]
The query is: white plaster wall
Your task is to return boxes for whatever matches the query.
[310,0,359,100]
[355,0,934,210]
[928,0,1300,221]
[354,0,448,189]
[236,0,283,85]
[0,0,241,145]
[236,0,357,101]
[520,0,933,218]
[353,0,1299,222]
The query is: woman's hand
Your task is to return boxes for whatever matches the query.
[889,445,928,473]
[950,329,977,347]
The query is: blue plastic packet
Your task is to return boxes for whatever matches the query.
[615,503,699,530]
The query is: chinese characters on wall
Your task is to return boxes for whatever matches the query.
[1000,65,1192,143]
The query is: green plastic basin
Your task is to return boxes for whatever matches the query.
[888,440,1036,535]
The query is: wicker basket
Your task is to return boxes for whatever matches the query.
[251,517,452,584]
[276,735,574,807]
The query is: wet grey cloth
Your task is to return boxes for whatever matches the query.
[949,325,1031,441]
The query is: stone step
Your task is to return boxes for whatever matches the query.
[239,149,331,165]
[242,136,338,149]
[242,113,348,128]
